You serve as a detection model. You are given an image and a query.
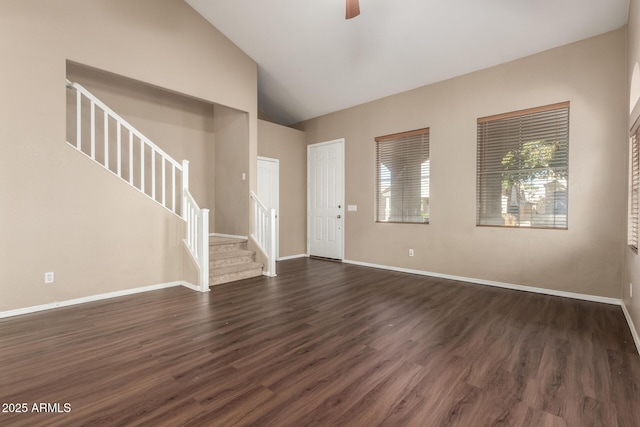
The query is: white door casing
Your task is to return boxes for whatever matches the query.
[257,156,279,260]
[307,139,345,260]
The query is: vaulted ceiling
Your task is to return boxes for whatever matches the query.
[186,0,629,125]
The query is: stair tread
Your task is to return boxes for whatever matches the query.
[210,236,247,246]
[211,262,263,276]
[211,249,254,259]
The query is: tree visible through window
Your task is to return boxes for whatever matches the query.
[376,128,430,223]
[477,103,569,228]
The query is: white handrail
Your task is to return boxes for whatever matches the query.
[66,79,210,291]
[250,191,277,276]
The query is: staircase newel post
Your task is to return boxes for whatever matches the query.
[200,209,210,291]
[181,160,189,220]
[269,208,277,277]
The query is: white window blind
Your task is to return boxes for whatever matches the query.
[477,102,569,229]
[375,128,430,223]
[629,125,640,252]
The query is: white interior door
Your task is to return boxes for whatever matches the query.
[257,157,279,260]
[308,139,344,260]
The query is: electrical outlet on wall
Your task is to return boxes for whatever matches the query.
[409,249,414,257]
[44,272,54,284]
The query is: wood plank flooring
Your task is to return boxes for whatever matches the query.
[1,258,639,426]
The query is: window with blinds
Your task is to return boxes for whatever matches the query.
[477,102,569,229]
[629,124,640,252]
[375,128,430,223]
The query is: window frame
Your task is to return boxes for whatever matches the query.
[476,102,570,230]
[375,127,430,224]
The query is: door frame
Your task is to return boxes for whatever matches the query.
[307,138,345,260]
[257,156,280,260]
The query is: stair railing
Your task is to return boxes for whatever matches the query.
[250,191,277,276]
[182,161,210,291]
[66,80,210,291]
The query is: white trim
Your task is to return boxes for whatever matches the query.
[621,302,640,355]
[211,232,249,240]
[343,259,621,305]
[0,281,206,319]
[278,254,308,261]
[180,281,207,292]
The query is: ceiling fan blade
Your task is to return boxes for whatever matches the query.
[346,0,360,19]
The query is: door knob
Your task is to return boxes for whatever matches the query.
[337,215,341,219]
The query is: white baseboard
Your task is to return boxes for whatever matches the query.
[621,302,640,355]
[211,232,249,240]
[0,281,198,319]
[278,254,308,261]
[180,281,209,292]
[343,259,621,306]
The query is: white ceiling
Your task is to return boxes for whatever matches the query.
[186,0,629,126]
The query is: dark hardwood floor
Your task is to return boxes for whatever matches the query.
[1,258,639,426]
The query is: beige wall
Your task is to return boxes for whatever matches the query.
[0,0,256,311]
[214,105,250,237]
[258,120,307,257]
[297,29,627,299]
[626,0,640,344]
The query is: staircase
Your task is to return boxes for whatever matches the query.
[66,79,213,290]
[66,79,276,290]
[210,236,263,286]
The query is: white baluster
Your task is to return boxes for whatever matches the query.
[76,90,81,150]
[117,122,122,177]
[253,202,257,243]
[192,207,197,255]
[151,149,156,201]
[140,139,145,193]
[190,204,195,247]
[171,164,176,213]
[260,211,265,246]
[104,111,109,170]
[90,101,95,160]
[128,132,133,185]
[161,157,166,207]
[182,160,189,220]
[257,209,261,245]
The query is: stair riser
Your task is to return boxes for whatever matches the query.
[211,254,254,268]
[210,242,247,253]
[210,268,263,286]
[209,237,263,285]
